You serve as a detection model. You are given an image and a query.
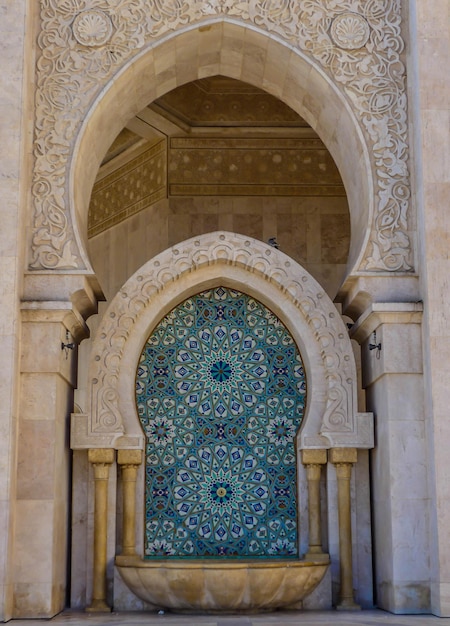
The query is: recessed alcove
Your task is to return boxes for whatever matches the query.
[87,76,350,303]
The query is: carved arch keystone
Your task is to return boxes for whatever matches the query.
[71,232,373,451]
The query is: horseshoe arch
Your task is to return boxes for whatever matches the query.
[71,232,373,451]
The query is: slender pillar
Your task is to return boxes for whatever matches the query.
[329,447,360,610]
[87,448,115,612]
[117,449,142,556]
[301,449,328,561]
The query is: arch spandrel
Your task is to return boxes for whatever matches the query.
[70,232,374,451]
[33,2,412,277]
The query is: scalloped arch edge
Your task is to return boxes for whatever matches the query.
[71,232,373,451]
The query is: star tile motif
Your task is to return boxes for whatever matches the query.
[136,287,306,558]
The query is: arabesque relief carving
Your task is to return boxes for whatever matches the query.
[89,139,166,237]
[76,232,373,450]
[33,0,411,272]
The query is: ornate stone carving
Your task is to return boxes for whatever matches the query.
[72,10,114,47]
[33,0,412,272]
[168,136,345,197]
[330,13,370,50]
[89,139,167,237]
[296,0,411,271]
[75,232,373,450]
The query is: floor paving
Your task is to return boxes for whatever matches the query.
[9,610,450,626]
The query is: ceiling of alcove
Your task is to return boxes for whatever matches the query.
[89,76,350,301]
[101,76,309,164]
[151,76,310,128]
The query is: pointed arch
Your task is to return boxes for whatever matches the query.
[70,22,373,277]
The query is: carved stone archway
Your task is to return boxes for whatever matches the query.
[32,3,412,278]
[71,232,373,451]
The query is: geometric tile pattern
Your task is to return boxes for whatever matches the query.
[136,287,306,558]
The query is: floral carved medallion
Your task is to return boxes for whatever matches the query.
[330,13,370,49]
[72,10,114,47]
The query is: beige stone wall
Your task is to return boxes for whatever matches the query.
[89,195,349,302]
[0,0,35,619]
[412,0,450,616]
[169,196,349,299]
[88,199,170,301]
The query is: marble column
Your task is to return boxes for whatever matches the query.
[329,447,360,611]
[87,448,115,612]
[117,450,142,557]
[301,449,328,561]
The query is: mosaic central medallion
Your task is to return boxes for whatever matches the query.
[136,287,306,558]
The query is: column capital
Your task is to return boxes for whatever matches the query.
[349,302,423,344]
[329,447,357,465]
[117,449,142,466]
[338,276,420,320]
[301,448,327,465]
[20,303,89,344]
[23,272,101,321]
[305,464,322,481]
[88,448,115,465]
[334,463,353,481]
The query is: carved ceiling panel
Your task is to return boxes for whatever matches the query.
[153,76,309,127]
[102,128,142,165]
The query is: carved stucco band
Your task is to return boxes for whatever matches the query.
[33,0,411,273]
[71,232,373,451]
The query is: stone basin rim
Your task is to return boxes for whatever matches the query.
[116,555,330,568]
[116,555,330,612]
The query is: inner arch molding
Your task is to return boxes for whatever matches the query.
[71,232,373,451]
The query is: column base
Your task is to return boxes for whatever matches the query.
[336,599,361,611]
[305,551,330,563]
[86,600,111,613]
[121,548,137,557]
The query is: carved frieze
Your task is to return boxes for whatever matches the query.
[33,0,412,272]
[88,139,167,237]
[168,136,345,197]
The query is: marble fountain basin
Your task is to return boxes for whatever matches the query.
[116,555,330,613]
